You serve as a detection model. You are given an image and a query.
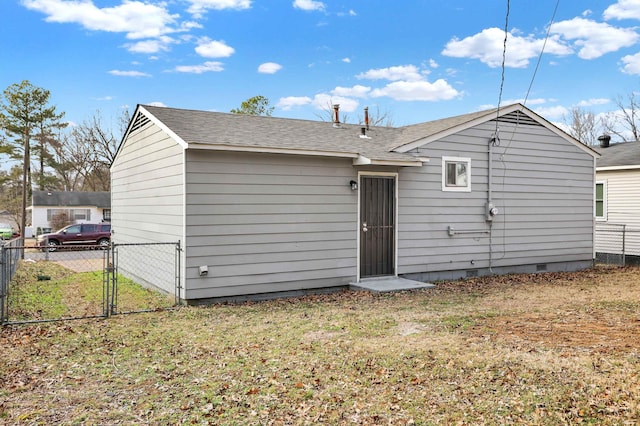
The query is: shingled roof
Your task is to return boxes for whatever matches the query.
[31,191,111,208]
[129,103,596,165]
[141,105,420,166]
[596,141,640,169]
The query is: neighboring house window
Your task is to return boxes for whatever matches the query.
[595,181,606,221]
[46,208,91,222]
[442,156,471,192]
[47,208,65,221]
[103,209,111,221]
[70,209,90,221]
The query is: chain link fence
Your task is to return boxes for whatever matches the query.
[107,242,182,315]
[595,223,640,266]
[0,240,181,325]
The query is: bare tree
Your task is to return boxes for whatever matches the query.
[50,210,72,231]
[357,105,395,128]
[603,93,640,142]
[314,101,351,124]
[50,131,94,191]
[0,167,24,233]
[563,106,601,145]
[51,109,128,191]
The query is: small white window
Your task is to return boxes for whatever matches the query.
[442,156,471,192]
[595,181,606,221]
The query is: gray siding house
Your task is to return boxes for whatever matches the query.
[111,103,599,302]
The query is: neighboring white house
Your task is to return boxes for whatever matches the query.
[595,138,640,263]
[29,191,111,234]
[111,103,599,303]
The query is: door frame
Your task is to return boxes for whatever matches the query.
[356,171,399,282]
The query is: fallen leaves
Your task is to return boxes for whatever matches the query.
[1,266,640,423]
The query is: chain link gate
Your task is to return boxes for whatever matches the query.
[105,242,182,316]
[1,240,181,325]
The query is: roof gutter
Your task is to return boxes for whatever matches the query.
[187,142,359,159]
[188,144,426,166]
[596,165,640,171]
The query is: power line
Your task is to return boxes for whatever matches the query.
[523,0,561,106]
[495,0,510,129]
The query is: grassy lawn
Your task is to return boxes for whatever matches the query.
[5,260,175,322]
[1,266,639,424]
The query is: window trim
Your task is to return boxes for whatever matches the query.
[595,180,607,221]
[442,156,471,192]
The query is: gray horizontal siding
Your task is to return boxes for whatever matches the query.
[188,230,351,246]
[398,120,595,275]
[110,119,184,294]
[184,150,358,299]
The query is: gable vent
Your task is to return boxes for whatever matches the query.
[493,111,541,127]
[130,112,150,133]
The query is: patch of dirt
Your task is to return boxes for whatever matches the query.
[55,258,103,273]
[476,310,640,353]
[303,330,346,341]
[395,321,426,336]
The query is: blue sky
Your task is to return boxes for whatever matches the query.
[3,0,640,130]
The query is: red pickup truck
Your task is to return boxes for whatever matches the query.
[36,223,111,251]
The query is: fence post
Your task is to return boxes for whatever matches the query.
[103,244,110,318]
[1,245,6,325]
[175,240,182,306]
[110,244,117,315]
[622,225,626,267]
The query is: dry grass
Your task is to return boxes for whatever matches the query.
[1,266,640,424]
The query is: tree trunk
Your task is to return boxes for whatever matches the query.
[21,130,30,257]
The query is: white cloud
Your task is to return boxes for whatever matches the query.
[186,0,251,18]
[351,63,461,103]
[258,62,282,74]
[550,17,639,59]
[147,101,167,107]
[429,59,439,68]
[126,36,174,54]
[331,85,371,98]
[356,65,423,81]
[337,9,357,17]
[22,0,180,40]
[370,79,460,102]
[174,61,225,73]
[576,98,610,107]
[533,105,569,120]
[276,96,312,110]
[293,0,325,12]
[195,38,235,58]
[312,94,359,112]
[604,0,640,20]
[342,57,351,63]
[620,52,640,74]
[108,70,151,77]
[442,27,572,68]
